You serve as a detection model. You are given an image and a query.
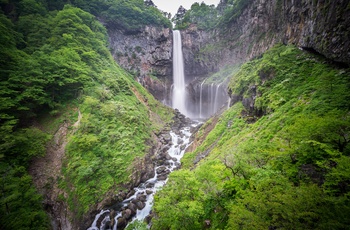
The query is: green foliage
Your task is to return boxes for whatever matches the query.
[125,220,148,230]
[174,0,255,31]
[153,170,206,230]
[218,0,254,28]
[0,5,110,124]
[4,127,51,166]
[101,0,172,31]
[0,0,173,227]
[70,0,112,15]
[62,74,173,215]
[174,2,218,30]
[153,45,350,229]
[18,0,47,16]
[0,164,50,230]
[324,155,350,196]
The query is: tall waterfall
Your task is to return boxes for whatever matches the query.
[172,30,189,117]
[199,79,206,119]
[171,30,229,120]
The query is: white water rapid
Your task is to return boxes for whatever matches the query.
[172,30,189,117]
[88,123,196,230]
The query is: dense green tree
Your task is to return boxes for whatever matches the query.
[101,0,171,31]
[174,2,218,30]
[153,170,205,230]
[0,164,50,230]
[0,1,174,228]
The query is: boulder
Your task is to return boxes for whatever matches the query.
[122,209,133,220]
[117,217,126,228]
[127,202,137,214]
[132,199,146,210]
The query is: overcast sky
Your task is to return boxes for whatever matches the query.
[151,0,221,17]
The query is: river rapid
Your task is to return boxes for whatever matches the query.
[88,115,198,230]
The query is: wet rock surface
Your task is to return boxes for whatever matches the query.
[88,110,196,230]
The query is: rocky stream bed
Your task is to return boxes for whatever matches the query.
[87,111,199,230]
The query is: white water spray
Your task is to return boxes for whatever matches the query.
[172,30,189,117]
[210,83,215,115]
[214,83,223,112]
[227,97,231,109]
[199,79,206,119]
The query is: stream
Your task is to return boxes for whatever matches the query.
[87,121,198,230]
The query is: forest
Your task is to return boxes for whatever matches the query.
[0,0,349,229]
[0,0,172,228]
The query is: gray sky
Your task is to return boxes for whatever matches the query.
[151,0,221,17]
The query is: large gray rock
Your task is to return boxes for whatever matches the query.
[107,25,173,102]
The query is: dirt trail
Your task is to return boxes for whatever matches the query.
[29,110,82,230]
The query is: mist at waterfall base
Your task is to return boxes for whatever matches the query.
[171,30,229,120]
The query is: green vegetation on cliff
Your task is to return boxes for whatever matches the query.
[0,0,172,228]
[101,0,172,31]
[174,0,253,30]
[153,45,350,229]
[174,2,218,30]
[217,0,254,27]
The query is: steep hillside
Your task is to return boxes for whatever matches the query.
[0,1,173,229]
[153,44,350,230]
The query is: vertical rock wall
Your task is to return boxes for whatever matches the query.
[181,0,350,80]
[108,26,173,77]
[105,0,350,111]
[107,25,173,102]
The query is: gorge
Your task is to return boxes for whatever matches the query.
[0,0,349,230]
[88,28,231,229]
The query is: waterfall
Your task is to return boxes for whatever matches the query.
[207,84,210,118]
[227,97,231,109]
[210,83,215,116]
[196,81,230,119]
[171,31,232,119]
[172,30,188,116]
[214,83,222,112]
[199,79,206,119]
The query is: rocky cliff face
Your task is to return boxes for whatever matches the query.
[180,0,350,83]
[173,0,350,115]
[105,0,349,114]
[108,26,172,77]
[107,25,173,102]
[223,0,349,64]
[180,25,219,81]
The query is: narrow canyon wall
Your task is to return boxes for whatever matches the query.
[105,0,349,112]
[181,0,350,82]
[180,25,220,81]
[107,25,173,102]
